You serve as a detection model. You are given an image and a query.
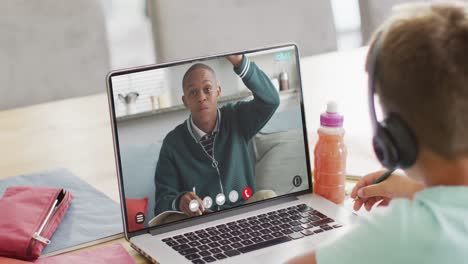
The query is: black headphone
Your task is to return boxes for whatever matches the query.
[367,32,418,169]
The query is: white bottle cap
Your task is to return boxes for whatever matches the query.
[280,71,288,80]
[326,101,338,113]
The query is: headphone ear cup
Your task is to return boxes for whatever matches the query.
[384,114,418,168]
[373,124,399,169]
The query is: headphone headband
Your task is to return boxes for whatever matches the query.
[367,32,385,134]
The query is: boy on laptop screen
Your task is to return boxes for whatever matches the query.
[110,46,309,231]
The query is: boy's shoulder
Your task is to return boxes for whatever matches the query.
[219,103,241,119]
[161,121,188,147]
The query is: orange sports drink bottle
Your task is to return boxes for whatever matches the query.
[313,101,347,204]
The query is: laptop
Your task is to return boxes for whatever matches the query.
[106,43,357,263]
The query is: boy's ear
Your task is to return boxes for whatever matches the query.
[216,86,222,97]
[182,95,187,107]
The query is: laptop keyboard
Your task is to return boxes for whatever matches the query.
[161,204,342,263]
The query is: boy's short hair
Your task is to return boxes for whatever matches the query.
[182,63,218,90]
[368,2,468,159]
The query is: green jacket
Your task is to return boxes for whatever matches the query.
[154,56,280,215]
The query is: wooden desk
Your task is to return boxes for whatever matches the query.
[0,47,380,263]
[0,93,149,263]
[0,93,120,201]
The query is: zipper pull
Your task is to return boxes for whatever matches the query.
[33,232,51,244]
[32,197,59,246]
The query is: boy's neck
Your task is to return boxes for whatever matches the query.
[193,111,218,134]
[411,149,468,187]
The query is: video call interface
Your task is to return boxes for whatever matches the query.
[111,46,310,232]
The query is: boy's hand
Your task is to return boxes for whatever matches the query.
[226,55,243,68]
[351,170,424,211]
[179,192,205,216]
[286,251,317,264]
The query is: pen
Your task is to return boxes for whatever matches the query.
[191,186,205,213]
[373,168,396,184]
[354,168,396,201]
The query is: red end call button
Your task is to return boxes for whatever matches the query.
[242,187,253,200]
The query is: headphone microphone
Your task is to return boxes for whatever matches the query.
[367,32,418,169]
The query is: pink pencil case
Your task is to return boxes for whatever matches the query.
[0,186,73,260]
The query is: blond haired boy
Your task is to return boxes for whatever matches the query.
[288,2,468,263]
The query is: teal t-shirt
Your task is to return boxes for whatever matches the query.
[316,186,468,264]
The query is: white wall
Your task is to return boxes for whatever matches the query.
[116,95,300,149]
[331,0,363,49]
[100,0,155,69]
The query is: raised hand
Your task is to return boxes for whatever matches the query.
[226,54,243,68]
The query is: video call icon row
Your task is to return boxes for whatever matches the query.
[189,187,252,212]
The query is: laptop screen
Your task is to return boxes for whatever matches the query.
[108,44,311,233]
